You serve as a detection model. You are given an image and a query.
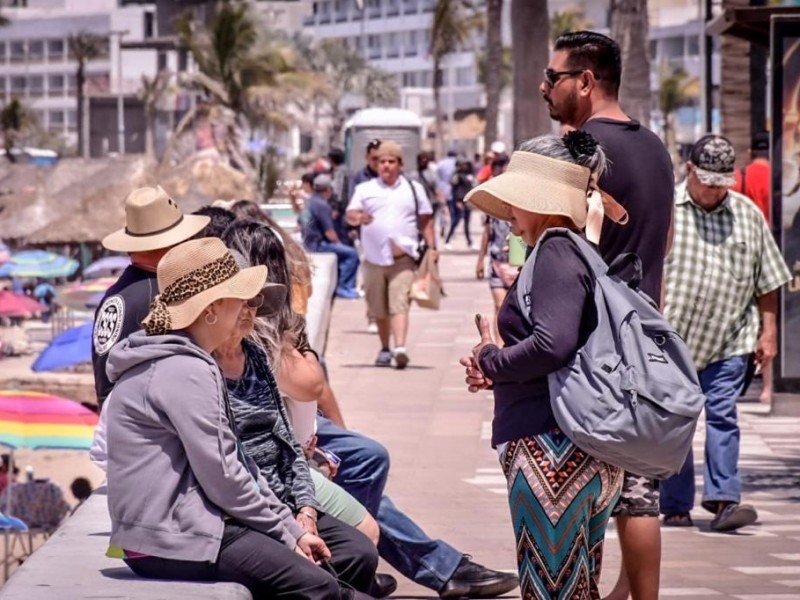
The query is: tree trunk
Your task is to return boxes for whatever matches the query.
[145,111,157,159]
[720,0,751,166]
[433,59,444,157]
[610,0,652,127]
[76,62,85,157]
[511,0,550,146]
[483,0,503,147]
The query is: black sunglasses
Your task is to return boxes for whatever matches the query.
[366,138,382,152]
[543,68,586,88]
[245,294,264,310]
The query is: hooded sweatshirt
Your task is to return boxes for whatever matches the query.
[105,330,306,562]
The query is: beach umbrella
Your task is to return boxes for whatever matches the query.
[0,251,78,279]
[0,390,98,577]
[0,390,98,452]
[0,291,45,318]
[31,322,93,373]
[83,256,130,279]
[56,278,115,311]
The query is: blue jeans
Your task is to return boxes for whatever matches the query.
[660,354,748,515]
[317,241,360,292]
[316,417,463,591]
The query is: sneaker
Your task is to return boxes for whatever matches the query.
[439,555,519,598]
[335,287,360,300]
[366,322,378,334]
[375,348,392,367]
[710,502,758,532]
[392,347,409,369]
[444,243,454,251]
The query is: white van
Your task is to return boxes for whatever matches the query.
[344,108,423,172]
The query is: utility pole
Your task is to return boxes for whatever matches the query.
[701,0,713,133]
[111,30,129,154]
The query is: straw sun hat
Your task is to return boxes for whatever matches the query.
[103,186,210,253]
[142,238,269,335]
[465,150,628,231]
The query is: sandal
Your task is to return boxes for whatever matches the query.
[663,513,693,527]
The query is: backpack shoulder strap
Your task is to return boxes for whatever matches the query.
[515,228,606,324]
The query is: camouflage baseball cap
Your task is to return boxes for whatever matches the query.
[690,134,736,187]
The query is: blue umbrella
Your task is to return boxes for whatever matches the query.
[83,256,130,279]
[31,322,93,373]
[0,251,78,279]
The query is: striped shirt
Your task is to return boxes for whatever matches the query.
[664,182,791,370]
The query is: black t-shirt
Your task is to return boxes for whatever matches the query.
[91,265,158,407]
[582,118,674,301]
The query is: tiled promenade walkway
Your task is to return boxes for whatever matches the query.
[324,244,800,599]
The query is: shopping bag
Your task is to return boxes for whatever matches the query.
[410,251,442,310]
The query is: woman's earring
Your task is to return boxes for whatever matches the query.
[204,312,218,326]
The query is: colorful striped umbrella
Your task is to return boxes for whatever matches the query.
[0,291,45,318]
[84,256,129,279]
[0,251,79,279]
[0,390,98,451]
[57,277,116,310]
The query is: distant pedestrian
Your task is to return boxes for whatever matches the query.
[444,159,475,249]
[660,135,791,532]
[346,141,436,369]
[302,174,361,300]
[348,138,382,201]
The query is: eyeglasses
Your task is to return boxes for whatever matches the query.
[366,139,382,152]
[245,294,264,310]
[543,68,586,88]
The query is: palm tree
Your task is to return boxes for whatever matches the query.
[549,9,590,44]
[139,71,171,159]
[174,2,308,173]
[720,0,751,164]
[609,0,652,126]
[1,99,37,162]
[68,32,106,157]
[483,0,504,147]
[511,0,550,145]
[659,66,698,157]
[429,0,482,156]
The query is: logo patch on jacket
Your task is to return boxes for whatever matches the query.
[94,295,125,355]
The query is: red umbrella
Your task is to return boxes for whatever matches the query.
[0,292,45,318]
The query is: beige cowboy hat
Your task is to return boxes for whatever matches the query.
[465,151,628,229]
[102,186,211,253]
[142,237,268,335]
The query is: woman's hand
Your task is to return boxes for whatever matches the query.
[476,259,485,280]
[297,533,331,564]
[471,315,496,365]
[459,356,493,393]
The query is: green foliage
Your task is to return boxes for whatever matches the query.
[476,46,512,92]
[549,9,590,44]
[1,98,38,162]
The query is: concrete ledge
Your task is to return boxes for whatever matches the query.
[0,254,337,598]
[305,253,337,357]
[0,488,251,599]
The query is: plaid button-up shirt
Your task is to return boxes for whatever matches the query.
[664,182,791,370]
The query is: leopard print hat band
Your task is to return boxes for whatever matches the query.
[142,238,267,336]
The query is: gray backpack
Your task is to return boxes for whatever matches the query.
[516,229,704,479]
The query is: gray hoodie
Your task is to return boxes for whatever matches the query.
[105,330,306,562]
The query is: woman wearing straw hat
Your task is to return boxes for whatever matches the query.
[459,131,625,599]
[104,237,372,599]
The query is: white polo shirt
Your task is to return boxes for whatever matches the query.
[347,175,433,266]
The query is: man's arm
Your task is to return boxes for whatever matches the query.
[755,291,778,366]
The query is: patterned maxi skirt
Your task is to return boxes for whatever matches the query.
[499,430,623,600]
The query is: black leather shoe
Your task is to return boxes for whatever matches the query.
[439,556,518,598]
[372,573,398,598]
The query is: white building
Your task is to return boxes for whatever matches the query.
[0,0,157,146]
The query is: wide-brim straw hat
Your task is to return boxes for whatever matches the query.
[103,185,210,253]
[465,151,594,227]
[142,238,267,334]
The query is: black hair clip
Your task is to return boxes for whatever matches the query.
[563,130,598,160]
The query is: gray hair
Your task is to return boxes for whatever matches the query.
[517,134,608,177]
